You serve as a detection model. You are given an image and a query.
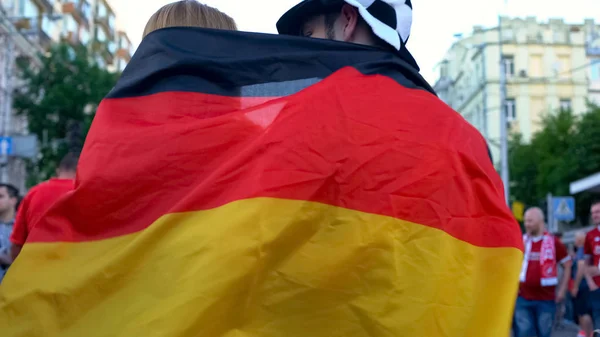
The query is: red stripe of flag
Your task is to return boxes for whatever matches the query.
[32,68,520,250]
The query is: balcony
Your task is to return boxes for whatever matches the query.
[35,25,53,49]
[95,15,115,39]
[116,31,133,61]
[93,40,114,65]
[95,0,115,38]
[62,0,91,27]
[61,31,80,46]
[12,17,54,50]
[32,0,54,13]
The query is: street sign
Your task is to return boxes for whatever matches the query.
[0,137,13,156]
[11,135,38,159]
[552,197,576,222]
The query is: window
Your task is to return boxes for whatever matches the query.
[505,98,516,121]
[97,1,107,17]
[41,15,55,37]
[95,55,105,68]
[591,60,600,81]
[529,55,543,77]
[96,26,107,42]
[119,36,128,49]
[19,0,39,18]
[502,29,514,42]
[81,0,91,21]
[79,27,90,45]
[67,46,76,60]
[108,13,116,32]
[64,15,77,33]
[556,55,571,79]
[503,55,515,77]
[119,59,127,72]
[108,40,117,54]
[560,99,572,111]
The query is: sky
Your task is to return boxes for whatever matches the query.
[111,0,600,84]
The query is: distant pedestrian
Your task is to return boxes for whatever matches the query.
[10,153,78,260]
[0,183,20,282]
[515,207,572,337]
[581,200,600,331]
[572,231,593,337]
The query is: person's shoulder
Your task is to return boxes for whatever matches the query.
[30,179,72,193]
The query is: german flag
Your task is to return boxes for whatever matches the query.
[0,28,523,336]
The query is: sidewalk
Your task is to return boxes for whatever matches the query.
[552,320,580,337]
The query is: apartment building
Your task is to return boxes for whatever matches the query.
[434,17,597,164]
[0,0,134,190]
[587,20,600,106]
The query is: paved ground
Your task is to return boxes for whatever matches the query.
[510,321,580,337]
[553,320,580,337]
[552,327,580,337]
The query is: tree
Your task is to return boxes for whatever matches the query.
[509,105,600,224]
[570,103,600,222]
[13,42,118,186]
[509,133,538,207]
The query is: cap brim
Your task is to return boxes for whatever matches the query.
[277,0,341,36]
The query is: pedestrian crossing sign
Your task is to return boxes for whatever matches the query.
[552,197,575,222]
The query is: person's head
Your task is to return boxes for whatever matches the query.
[0,183,19,215]
[277,0,413,52]
[591,200,600,226]
[575,231,586,248]
[57,152,79,179]
[524,207,545,236]
[143,0,237,39]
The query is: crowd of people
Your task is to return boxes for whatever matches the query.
[516,203,600,337]
[0,153,77,283]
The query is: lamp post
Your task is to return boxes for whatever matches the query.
[498,15,510,205]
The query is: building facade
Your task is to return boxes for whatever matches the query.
[587,20,600,106]
[434,17,595,164]
[0,0,134,191]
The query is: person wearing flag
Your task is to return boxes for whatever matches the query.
[0,1,523,336]
[583,201,600,331]
[516,207,572,337]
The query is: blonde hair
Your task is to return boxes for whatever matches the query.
[143,0,237,39]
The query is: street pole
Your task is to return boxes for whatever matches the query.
[1,36,13,183]
[498,14,510,205]
[481,43,488,140]
[547,193,553,232]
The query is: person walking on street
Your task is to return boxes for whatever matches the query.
[572,231,594,337]
[581,201,600,331]
[10,153,78,260]
[0,184,19,282]
[516,207,572,337]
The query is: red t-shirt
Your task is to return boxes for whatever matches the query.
[10,178,74,246]
[584,227,600,287]
[519,235,569,301]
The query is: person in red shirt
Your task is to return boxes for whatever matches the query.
[9,153,78,260]
[583,200,600,331]
[515,207,572,337]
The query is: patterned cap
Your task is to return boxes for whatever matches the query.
[277,0,413,52]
